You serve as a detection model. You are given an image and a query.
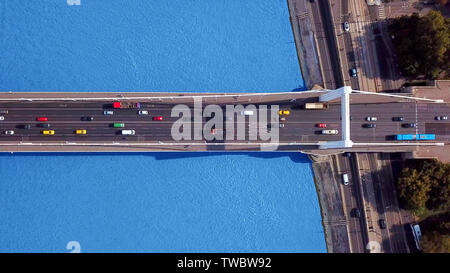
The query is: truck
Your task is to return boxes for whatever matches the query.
[304,103,328,109]
[113,102,141,109]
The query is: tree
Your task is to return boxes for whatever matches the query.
[396,159,450,212]
[420,212,450,253]
[388,11,450,79]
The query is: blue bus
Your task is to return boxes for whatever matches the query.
[396,134,435,141]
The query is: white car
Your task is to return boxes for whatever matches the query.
[121,130,135,135]
[343,22,350,32]
[138,110,149,115]
[322,129,339,135]
[365,117,377,121]
[0,116,4,121]
[104,110,114,115]
[4,130,14,135]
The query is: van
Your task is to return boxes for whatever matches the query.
[342,173,349,185]
[240,110,254,116]
[121,130,135,135]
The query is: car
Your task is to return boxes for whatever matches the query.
[279,110,290,115]
[76,129,87,135]
[103,110,113,115]
[379,219,387,229]
[121,130,135,135]
[37,117,48,121]
[138,110,149,115]
[113,122,125,128]
[363,123,376,128]
[82,116,94,121]
[402,123,416,128]
[23,124,31,130]
[352,208,361,218]
[0,116,4,121]
[344,152,352,157]
[153,116,163,121]
[435,116,448,120]
[37,123,51,128]
[0,110,8,114]
[4,130,14,135]
[365,117,377,121]
[280,117,286,121]
[211,129,222,135]
[392,117,404,121]
[322,129,339,135]
[350,68,357,77]
[317,123,327,128]
[240,110,254,116]
[343,22,350,32]
[279,124,285,128]
[42,130,55,135]
[342,173,349,185]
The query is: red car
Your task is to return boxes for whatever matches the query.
[152,116,163,121]
[317,123,326,128]
[37,117,48,122]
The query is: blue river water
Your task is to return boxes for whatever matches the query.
[0,1,326,252]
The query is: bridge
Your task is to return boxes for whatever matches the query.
[0,87,447,153]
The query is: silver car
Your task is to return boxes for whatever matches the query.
[365,116,377,121]
[4,130,14,135]
[138,110,149,115]
[104,110,114,115]
[343,22,350,32]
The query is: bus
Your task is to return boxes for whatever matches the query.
[410,224,422,251]
[395,134,435,141]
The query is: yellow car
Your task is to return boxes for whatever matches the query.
[76,129,87,135]
[42,130,55,135]
[279,110,290,115]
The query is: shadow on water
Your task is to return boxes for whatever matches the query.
[0,151,311,163]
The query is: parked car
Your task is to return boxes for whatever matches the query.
[435,116,448,120]
[37,117,48,121]
[363,123,376,128]
[4,130,14,135]
[322,129,339,135]
[82,116,94,121]
[37,123,51,128]
[379,219,387,229]
[402,123,416,128]
[352,208,361,218]
[103,110,113,115]
[343,22,350,32]
[350,68,357,77]
[152,116,163,121]
[138,110,149,115]
[317,123,327,128]
[392,117,404,121]
[365,117,377,121]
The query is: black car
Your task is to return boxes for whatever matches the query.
[379,219,386,229]
[352,208,361,218]
[82,116,94,121]
[363,123,376,128]
[22,124,31,129]
[402,123,416,128]
[37,123,51,128]
[392,117,404,122]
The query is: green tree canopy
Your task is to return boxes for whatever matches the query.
[389,11,450,79]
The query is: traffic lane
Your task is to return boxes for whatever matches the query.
[336,155,365,253]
